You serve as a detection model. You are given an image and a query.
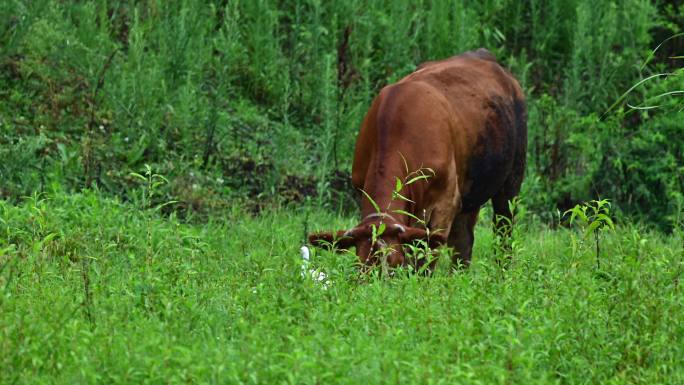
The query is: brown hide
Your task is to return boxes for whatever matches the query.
[310,48,527,268]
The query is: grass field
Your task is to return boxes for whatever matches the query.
[1,1,682,384]
[1,191,682,384]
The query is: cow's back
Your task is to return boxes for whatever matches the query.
[399,50,527,211]
[403,50,523,121]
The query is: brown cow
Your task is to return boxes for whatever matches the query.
[309,49,527,270]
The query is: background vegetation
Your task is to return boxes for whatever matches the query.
[1,1,683,383]
[1,0,682,227]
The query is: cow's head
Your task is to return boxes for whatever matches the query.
[308,214,445,268]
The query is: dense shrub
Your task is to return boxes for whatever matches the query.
[0,0,681,227]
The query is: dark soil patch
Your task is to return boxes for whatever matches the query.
[218,155,357,214]
[278,174,317,203]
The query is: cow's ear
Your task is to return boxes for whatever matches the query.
[308,230,355,250]
[398,227,446,248]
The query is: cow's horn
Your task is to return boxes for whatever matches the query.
[393,223,406,233]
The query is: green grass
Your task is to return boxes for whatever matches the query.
[1,2,681,383]
[1,191,682,384]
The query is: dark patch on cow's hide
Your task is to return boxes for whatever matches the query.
[461,96,525,212]
[506,97,528,196]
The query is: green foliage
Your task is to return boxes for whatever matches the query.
[0,0,681,224]
[1,191,683,383]
[392,166,435,207]
[1,3,682,380]
[566,199,616,236]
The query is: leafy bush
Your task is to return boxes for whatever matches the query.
[0,0,681,226]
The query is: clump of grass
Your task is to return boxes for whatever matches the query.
[1,190,682,384]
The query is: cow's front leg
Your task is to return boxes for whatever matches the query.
[419,175,460,274]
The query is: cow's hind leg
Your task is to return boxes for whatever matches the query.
[447,209,480,269]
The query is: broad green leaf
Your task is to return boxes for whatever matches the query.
[42,232,59,243]
[595,214,615,229]
[395,177,403,193]
[377,223,386,236]
[605,217,615,228]
[154,174,170,183]
[587,220,601,233]
[130,172,147,181]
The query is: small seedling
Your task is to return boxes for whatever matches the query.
[565,198,615,269]
[493,196,526,270]
[129,164,177,211]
